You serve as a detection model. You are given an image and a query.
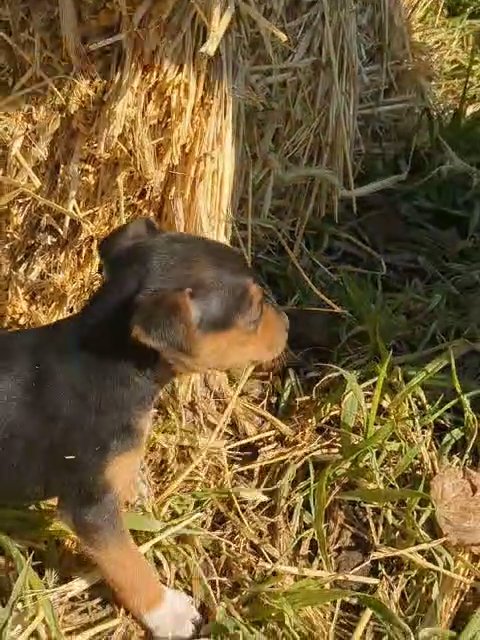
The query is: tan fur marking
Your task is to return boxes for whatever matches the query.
[132,324,161,351]
[104,413,152,504]
[248,281,264,307]
[105,447,143,505]
[134,411,153,438]
[84,529,165,618]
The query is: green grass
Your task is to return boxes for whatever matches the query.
[444,0,480,19]
[240,121,480,638]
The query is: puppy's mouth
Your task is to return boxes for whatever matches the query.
[254,348,289,374]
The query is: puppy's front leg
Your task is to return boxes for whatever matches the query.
[60,490,202,639]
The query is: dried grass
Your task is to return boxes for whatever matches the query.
[407,0,480,117]
[0,0,437,638]
[0,0,423,328]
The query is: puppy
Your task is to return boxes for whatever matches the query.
[0,219,288,639]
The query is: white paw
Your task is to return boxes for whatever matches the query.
[143,587,202,639]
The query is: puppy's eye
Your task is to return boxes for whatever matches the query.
[245,298,263,330]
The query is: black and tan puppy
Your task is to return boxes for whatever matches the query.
[0,219,288,639]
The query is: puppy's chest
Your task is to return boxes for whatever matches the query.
[133,411,154,441]
[103,410,154,504]
[114,410,154,451]
[70,407,154,463]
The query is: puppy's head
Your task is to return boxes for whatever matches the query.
[98,218,288,373]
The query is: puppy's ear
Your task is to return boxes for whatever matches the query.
[131,289,198,356]
[99,218,160,266]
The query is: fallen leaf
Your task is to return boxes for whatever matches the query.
[431,466,480,552]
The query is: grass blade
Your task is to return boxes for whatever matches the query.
[338,488,428,504]
[245,582,413,639]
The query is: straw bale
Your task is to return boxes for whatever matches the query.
[1,0,239,328]
[0,0,427,637]
[233,0,427,261]
[0,0,424,328]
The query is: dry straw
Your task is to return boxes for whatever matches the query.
[0,0,423,328]
[0,0,426,637]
